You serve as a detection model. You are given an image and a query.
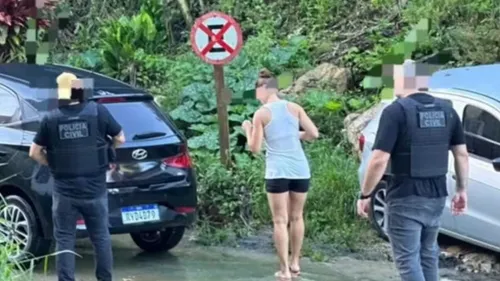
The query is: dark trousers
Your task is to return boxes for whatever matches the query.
[52,192,113,281]
[387,195,446,281]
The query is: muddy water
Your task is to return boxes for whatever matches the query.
[32,235,491,281]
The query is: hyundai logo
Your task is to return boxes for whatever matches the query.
[131,149,148,160]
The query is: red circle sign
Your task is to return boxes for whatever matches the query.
[190,12,243,65]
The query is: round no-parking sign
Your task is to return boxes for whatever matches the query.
[190,12,243,65]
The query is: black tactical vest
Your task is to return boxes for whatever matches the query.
[46,101,109,178]
[390,96,453,178]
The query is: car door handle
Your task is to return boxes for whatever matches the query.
[0,151,7,156]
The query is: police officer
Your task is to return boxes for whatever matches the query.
[357,60,469,281]
[29,72,125,281]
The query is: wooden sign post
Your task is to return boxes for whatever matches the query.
[190,12,243,168]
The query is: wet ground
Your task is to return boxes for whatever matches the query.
[31,233,495,281]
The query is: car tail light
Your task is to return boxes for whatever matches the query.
[163,145,192,168]
[97,97,126,103]
[358,134,365,152]
[174,207,195,214]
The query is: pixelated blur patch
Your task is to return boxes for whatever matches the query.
[36,41,49,64]
[56,5,71,29]
[406,18,430,43]
[362,76,383,89]
[231,89,256,104]
[277,72,294,89]
[380,88,393,100]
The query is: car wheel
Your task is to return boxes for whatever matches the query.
[0,195,51,264]
[369,182,389,240]
[130,226,185,253]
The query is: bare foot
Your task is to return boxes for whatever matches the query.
[275,270,292,280]
[289,266,301,278]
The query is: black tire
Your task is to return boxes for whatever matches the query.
[369,181,389,241]
[0,195,52,266]
[130,226,185,253]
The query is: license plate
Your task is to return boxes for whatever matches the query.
[121,204,160,225]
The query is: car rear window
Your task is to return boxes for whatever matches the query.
[102,101,175,140]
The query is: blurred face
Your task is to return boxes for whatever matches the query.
[256,85,268,103]
[392,63,431,98]
[71,79,83,89]
[392,65,405,98]
[70,79,85,102]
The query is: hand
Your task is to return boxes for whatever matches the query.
[357,198,371,218]
[242,120,252,132]
[451,190,467,216]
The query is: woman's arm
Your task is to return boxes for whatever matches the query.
[295,104,319,140]
[245,109,266,153]
[300,131,316,141]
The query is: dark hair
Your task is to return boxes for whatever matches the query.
[255,68,278,89]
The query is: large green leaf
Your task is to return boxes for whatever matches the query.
[169,101,203,123]
[189,123,212,133]
[188,130,220,150]
[199,114,218,124]
[182,83,213,101]
[269,46,295,66]
[229,114,246,122]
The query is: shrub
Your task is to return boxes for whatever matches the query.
[193,137,373,249]
[194,151,265,227]
[303,139,371,248]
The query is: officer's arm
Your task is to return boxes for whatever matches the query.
[451,145,468,192]
[30,116,49,165]
[449,108,469,192]
[361,105,399,196]
[112,130,125,148]
[361,150,390,196]
[29,143,48,166]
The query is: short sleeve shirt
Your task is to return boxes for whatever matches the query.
[372,93,466,200]
[34,102,122,199]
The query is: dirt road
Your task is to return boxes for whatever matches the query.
[31,234,492,281]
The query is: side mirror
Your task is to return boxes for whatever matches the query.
[493,158,500,172]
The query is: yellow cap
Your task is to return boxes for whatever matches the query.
[56,72,78,100]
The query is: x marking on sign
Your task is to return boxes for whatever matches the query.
[198,22,235,56]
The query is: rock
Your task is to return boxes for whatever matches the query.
[461,252,497,274]
[444,245,465,257]
[441,244,500,275]
[343,103,385,157]
[281,63,351,94]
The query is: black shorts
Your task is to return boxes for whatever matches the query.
[265,178,310,194]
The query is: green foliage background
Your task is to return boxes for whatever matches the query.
[1,0,499,260]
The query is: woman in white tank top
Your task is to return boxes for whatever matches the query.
[242,69,319,280]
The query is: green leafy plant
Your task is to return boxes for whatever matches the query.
[168,34,311,152]
[193,151,264,227]
[98,10,158,84]
[291,90,376,145]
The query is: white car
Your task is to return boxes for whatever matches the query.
[357,64,500,253]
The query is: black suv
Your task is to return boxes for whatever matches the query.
[0,63,197,260]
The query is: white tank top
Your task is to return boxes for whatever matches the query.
[263,100,310,179]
